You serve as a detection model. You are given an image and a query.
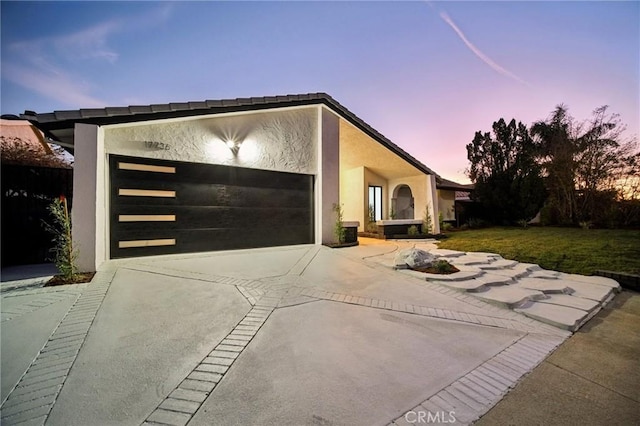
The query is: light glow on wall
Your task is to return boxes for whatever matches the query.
[236,138,259,163]
[205,138,234,161]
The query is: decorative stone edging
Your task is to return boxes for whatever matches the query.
[0,268,117,426]
[374,245,621,333]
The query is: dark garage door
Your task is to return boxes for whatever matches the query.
[109,155,314,259]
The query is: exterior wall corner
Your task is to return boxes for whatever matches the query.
[428,174,440,234]
[72,123,105,272]
[319,107,340,244]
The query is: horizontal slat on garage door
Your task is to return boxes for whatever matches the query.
[109,155,314,258]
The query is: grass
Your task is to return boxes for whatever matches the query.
[437,227,640,276]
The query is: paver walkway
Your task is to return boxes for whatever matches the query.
[364,240,620,331]
[0,239,619,425]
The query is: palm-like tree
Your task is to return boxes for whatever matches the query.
[531,105,577,225]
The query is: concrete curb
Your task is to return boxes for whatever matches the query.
[594,270,640,292]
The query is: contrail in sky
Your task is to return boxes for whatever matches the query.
[433,5,529,86]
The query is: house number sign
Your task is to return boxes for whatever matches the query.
[143,141,172,151]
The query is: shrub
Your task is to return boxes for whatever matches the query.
[579,221,593,230]
[43,195,78,280]
[433,259,457,274]
[467,218,488,229]
[408,225,419,236]
[367,204,378,233]
[333,203,346,243]
[442,222,454,232]
[423,205,433,234]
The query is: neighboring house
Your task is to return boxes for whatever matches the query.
[436,177,474,225]
[23,93,466,271]
[1,118,73,266]
[0,117,71,168]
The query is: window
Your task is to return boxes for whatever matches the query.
[368,186,383,221]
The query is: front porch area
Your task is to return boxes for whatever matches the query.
[338,118,440,235]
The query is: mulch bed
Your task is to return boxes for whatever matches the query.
[324,241,360,249]
[412,265,460,275]
[45,272,96,286]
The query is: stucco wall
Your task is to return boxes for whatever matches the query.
[73,123,105,272]
[438,190,456,222]
[364,167,387,223]
[320,107,340,244]
[341,167,365,231]
[340,166,389,231]
[427,175,440,234]
[103,107,318,175]
[388,175,426,222]
[387,174,440,233]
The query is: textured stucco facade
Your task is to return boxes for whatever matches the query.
[104,107,318,175]
[75,105,341,270]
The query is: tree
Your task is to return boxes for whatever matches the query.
[466,118,547,224]
[530,105,577,225]
[1,136,71,169]
[532,105,639,226]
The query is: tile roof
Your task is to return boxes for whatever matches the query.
[22,93,329,125]
[0,118,53,155]
[21,92,460,180]
[437,177,474,191]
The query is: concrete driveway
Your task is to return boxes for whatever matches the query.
[2,239,575,425]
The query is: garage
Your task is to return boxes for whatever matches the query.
[23,95,343,270]
[109,155,314,259]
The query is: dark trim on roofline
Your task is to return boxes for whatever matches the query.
[22,92,438,177]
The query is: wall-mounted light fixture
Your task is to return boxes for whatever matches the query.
[225,139,242,155]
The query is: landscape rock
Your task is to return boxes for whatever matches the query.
[393,248,437,269]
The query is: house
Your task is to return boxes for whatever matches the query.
[23,93,466,272]
[436,177,474,226]
[0,117,70,168]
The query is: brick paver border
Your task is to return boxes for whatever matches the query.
[298,288,569,336]
[389,333,568,426]
[142,302,276,426]
[0,267,116,425]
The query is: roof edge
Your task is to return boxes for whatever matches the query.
[23,92,440,177]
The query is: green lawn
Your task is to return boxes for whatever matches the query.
[437,227,640,276]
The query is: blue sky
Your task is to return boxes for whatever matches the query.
[2,1,638,183]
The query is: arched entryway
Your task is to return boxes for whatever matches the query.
[393,184,414,219]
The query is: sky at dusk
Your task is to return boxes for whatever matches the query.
[1,1,638,183]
